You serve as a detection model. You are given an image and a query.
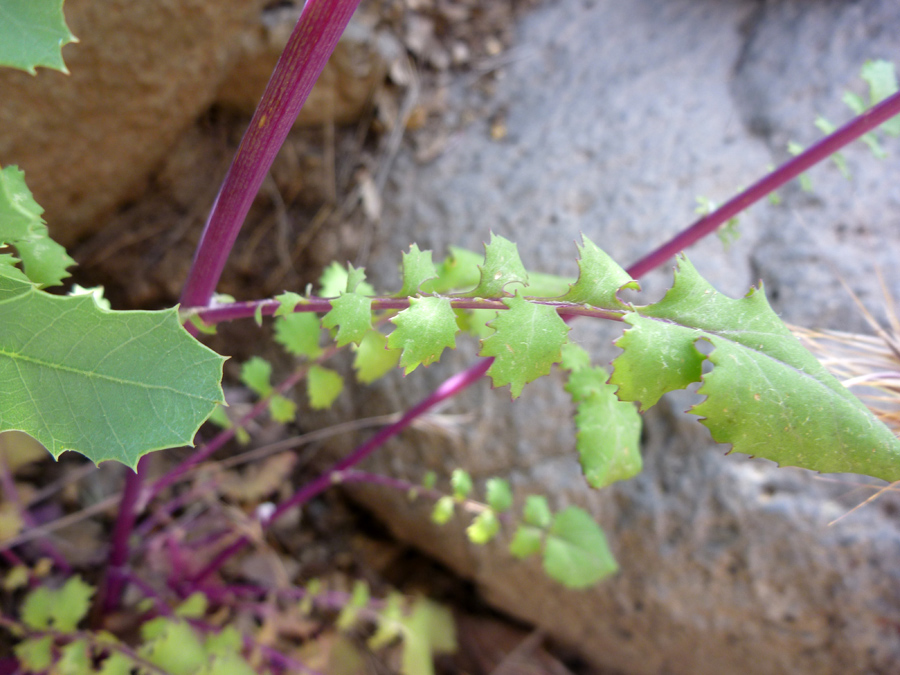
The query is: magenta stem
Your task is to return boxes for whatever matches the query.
[101,457,148,612]
[626,90,900,278]
[179,0,361,309]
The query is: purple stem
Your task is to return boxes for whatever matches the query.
[101,457,148,612]
[179,0,361,309]
[189,296,623,324]
[627,89,900,278]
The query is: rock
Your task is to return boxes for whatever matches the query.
[0,0,271,245]
[331,0,900,673]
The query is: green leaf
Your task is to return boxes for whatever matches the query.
[307,365,343,409]
[353,330,401,384]
[419,246,483,294]
[0,166,75,287]
[394,244,438,298]
[0,275,225,467]
[21,576,93,631]
[337,580,370,631]
[273,291,305,317]
[480,291,570,398]
[240,356,273,397]
[558,235,638,309]
[509,525,543,559]
[544,506,618,588]
[611,255,900,480]
[269,394,297,423]
[14,635,53,671]
[322,292,373,347]
[485,478,512,512]
[450,468,473,500]
[200,653,259,675]
[388,296,458,374]
[467,510,500,544]
[522,495,551,529]
[58,639,92,675]
[318,261,375,297]
[274,311,323,358]
[204,626,244,657]
[861,59,899,107]
[140,619,208,675]
[566,366,642,489]
[369,592,404,650]
[400,597,456,675]
[462,233,528,298]
[98,652,138,675]
[559,342,592,372]
[0,0,76,74]
[431,496,455,525]
[175,592,209,619]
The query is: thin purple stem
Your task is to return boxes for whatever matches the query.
[626,89,900,278]
[187,296,623,325]
[101,457,148,612]
[179,0,362,309]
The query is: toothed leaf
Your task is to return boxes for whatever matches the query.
[462,233,528,298]
[611,256,900,480]
[480,291,570,398]
[420,246,483,294]
[22,576,93,631]
[558,236,638,308]
[394,244,438,298]
[0,275,225,467]
[565,365,642,489]
[0,166,75,287]
[354,330,401,384]
[0,0,76,74]
[387,296,458,374]
[322,292,372,346]
[274,312,323,358]
[240,356,273,397]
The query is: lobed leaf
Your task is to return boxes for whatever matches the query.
[322,291,373,346]
[353,330,401,384]
[21,576,93,631]
[274,312,323,358]
[480,291,570,398]
[611,256,900,480]
[558,235,638,309]
[0,275,225,468]
[0,0,76,74]
[0,166,75,287]
[565,363,642,489]
[462,233,528,298]
[394,244,439,298]
[388,296,458,374]
[307,365,343,410]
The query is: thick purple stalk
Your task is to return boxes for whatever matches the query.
[627,89,900,278]
[179,0,362,309]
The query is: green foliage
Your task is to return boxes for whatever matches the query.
[353,329,401,383]
[239,356,296,422]
[393,244,439,298]
[0,0,76,74]
[462,233,529,298]
[563,344,642,489]
[431,495,455,524]
[450,468,473,500]
[0,166,75,287]
[544,507,618,588]
[558,235,638,308]
[21,576,93,631]
[274,311,323,358]
[467,509,500,544]
[388,296,458,374]
[322,291,373,346]
[611,256,900,480]
[370,594,456,675]
[480,291,570,398]
[0,273,225,467]
[485,478,512,512]
[307,364,343,409]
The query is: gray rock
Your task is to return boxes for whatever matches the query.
[337,0,900,673]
